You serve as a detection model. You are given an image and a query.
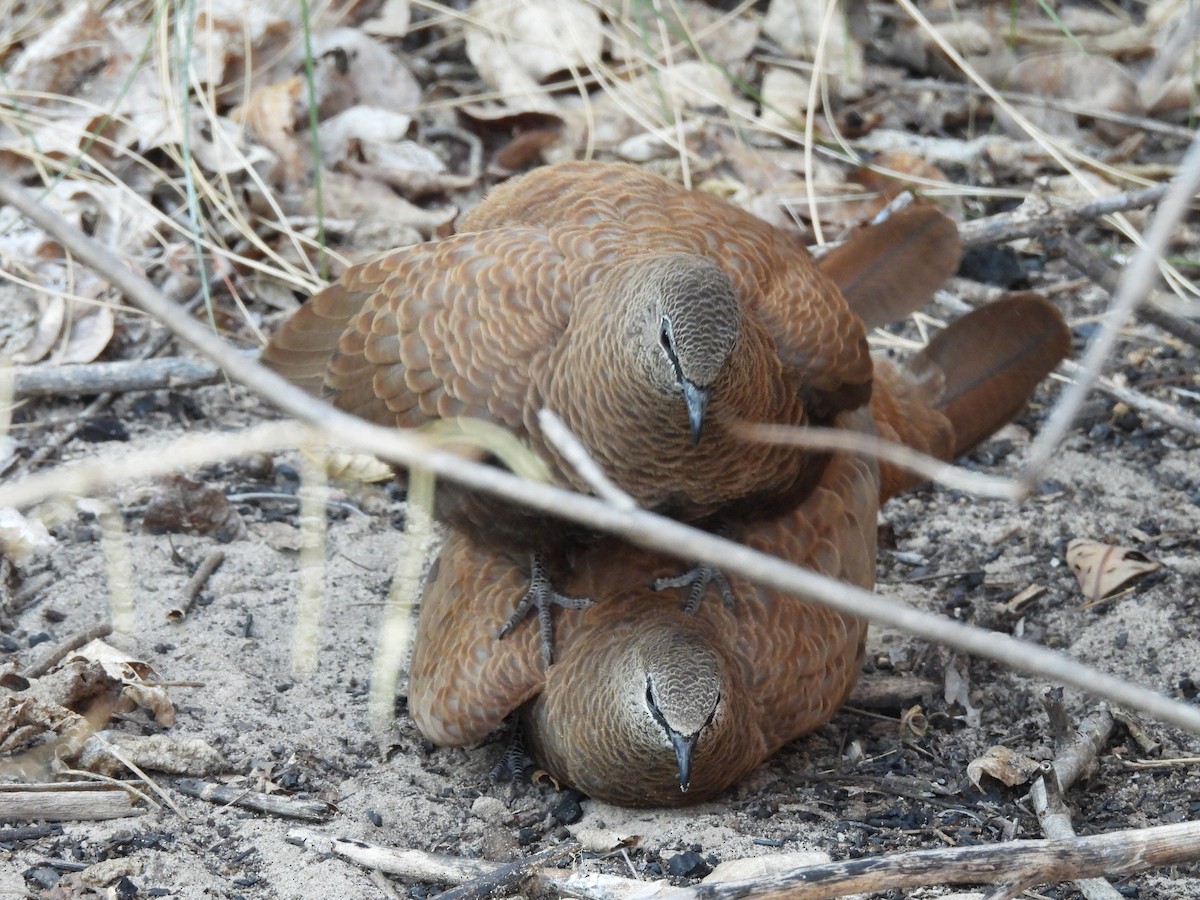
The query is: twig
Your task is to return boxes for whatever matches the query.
[286,828,501,882]
[656,820,1200,900]
[957,183,1172,250]
[1023,130,1200,491]
[738,423,1017,499]
[24,621,113,679]
[287,829,664,899]
[174,778,334,821]
[1060,360,1200,437]
[430,842,581,900]
[0,782,143,822]
[3,176,1200,734]
[538,409,637,510]
[0,823,64,842]
[1028,700,1120,900]
[9,356,224,399]
[1060,235,1200,350]
[889,78,1199,142]
[19,290,213,470]
[167,548,226,623]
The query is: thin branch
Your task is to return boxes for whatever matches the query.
[3,174,1200,736]
[738,423,1019,500]
[10,356,224,398]
[1059,235,1200,350]
[1028,700,1122,900]
[1022,132,1200,491]
[958,183,1172,250]
[1060,360,1200,438]
[663,820,1200,900]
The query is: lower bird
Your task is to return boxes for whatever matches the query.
[408,292,1071,806]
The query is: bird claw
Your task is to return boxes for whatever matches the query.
[653,565,736,614]
[489,725,537,783]
[497,553,591,664]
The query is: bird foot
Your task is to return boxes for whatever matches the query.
[497,553,591,664]
[653,564,736,614]
[489,726,537,783]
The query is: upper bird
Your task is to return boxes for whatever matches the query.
[260,162,960,649]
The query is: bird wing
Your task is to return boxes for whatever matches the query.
[408,536,545,745]
[260,227,575,435]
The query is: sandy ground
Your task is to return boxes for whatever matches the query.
[3,302,1200,898]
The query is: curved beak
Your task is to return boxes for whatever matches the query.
[681,379,710,447]
[670,729,698,792]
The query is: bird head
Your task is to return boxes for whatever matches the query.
[625,255,739,445]
[632,630,723,793]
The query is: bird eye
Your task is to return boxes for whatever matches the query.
[659,317,672,352]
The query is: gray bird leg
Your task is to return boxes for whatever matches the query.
[497,552,591,664]
[653,564,736,613]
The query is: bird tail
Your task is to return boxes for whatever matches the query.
[873,292,1071,500]
[259,281,367,395]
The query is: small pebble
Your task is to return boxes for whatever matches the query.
[470,796,508,824]
[666,850,710,879]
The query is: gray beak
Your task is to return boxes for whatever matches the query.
[670,729,698,792]
[682,379,710,447]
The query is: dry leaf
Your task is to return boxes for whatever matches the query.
[308,29,422,118]
[69,640,174,726]
[464,31,559,117]
[759,66,810,132]
[142,474,247,543]
[606,0,760,68]
[55,306,115,365]
[310,449,394,484]
[1001,53,1140,143]
[78,732,226,778]
[0,507,55,563]
[763,0,864,100]
[468,0,602,83]
[361,0,412,37]
[8,296,66,365]
[967,745,1043,790]
[6,0,108,95]
[1066,538,1162,603]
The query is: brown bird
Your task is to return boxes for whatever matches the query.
[260,162,961,653]
[408,290,1071,807]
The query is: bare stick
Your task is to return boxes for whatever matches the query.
[1060,360,1200,437]
[1023,132,1200,492]
[20,291,212,470]
[3,176,1200,735]
[174,778,333,821]
[24,622,113,679]
[287,829,660,899]
[0,783,143,822]
[430,842,580,900]
[958,183,1172,250]
[167,548,226,622]
[9,357,224,399]
[738,423,1017,499]
[1028,699,1121,900]
[287,828,501,882]
[538,409,637,510]
[655,820,1200,900]
[1060,235,1200,350]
